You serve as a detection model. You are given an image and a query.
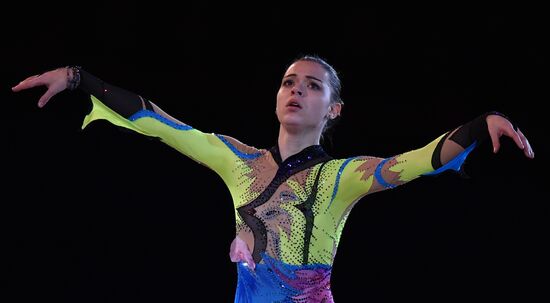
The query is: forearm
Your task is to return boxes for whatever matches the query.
[432,111,509,169]
[72,66,153,118]
[372,112,509,187]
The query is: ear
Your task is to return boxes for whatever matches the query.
[328,103,342,119]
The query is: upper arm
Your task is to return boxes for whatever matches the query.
[82,95,257,182]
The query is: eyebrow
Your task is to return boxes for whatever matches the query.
[283,74,323,83]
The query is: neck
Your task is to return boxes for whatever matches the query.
[277,125,322,162]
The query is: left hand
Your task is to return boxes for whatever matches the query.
[229,236,256,270]
[486,114,534,159]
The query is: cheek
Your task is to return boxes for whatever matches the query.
[315,94,332,113]
[305,102,328,121]
[323,91,332,105]
[276,89,285,107]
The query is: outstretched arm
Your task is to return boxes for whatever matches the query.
[13,66,175,121]
[380,112,533,188]
[330,112,534,207]
[12,66,254,184]
[429,112,533,175]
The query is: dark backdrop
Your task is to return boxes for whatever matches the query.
[4,3,548,302]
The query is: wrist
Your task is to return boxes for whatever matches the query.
[485,111,517,130]
[66,65,81,90]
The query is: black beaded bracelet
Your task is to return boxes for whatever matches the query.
[66,65,81,90]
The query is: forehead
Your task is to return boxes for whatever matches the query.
[284,61,329,81]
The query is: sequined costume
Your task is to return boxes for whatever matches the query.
[76,68,492,302]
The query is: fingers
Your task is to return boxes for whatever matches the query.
[493,124,534,159]
[37,89,55,108]
[242,252,256,270]
[488,126,501,153]
[502,126,525,150]
[518,129,535,159]
[12,74,42,92]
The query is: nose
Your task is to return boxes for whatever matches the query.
[291,87,303,96]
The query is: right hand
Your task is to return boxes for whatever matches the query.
[12,67,70,108]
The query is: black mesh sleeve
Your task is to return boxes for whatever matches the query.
[448,111,512,148]
[78,68,153,118]
[448,114,490,148]
[429,111,514,171]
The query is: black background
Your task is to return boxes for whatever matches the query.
[4,3,548,302]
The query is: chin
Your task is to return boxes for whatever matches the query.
[280,117,304,128]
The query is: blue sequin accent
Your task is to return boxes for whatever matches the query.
[328,157,356,209]
[374,158,396,189]
[128,110,193,130]
[423,142,477,176]
[234,253,332,303]
[236,262,297,302]
[216,134,263,159]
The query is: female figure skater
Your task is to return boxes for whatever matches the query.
[12,56,533,302]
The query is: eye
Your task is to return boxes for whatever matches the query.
[308,82,321,90]
[282,79,293,87]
